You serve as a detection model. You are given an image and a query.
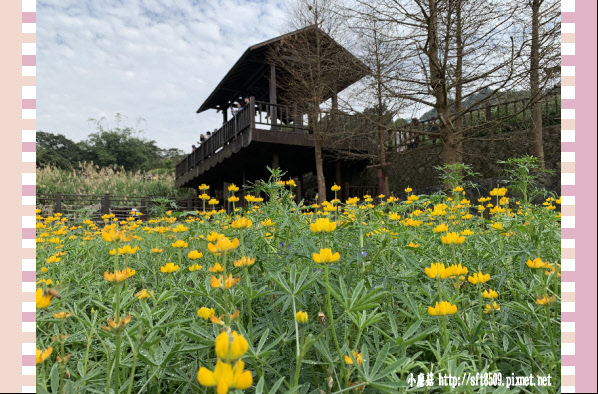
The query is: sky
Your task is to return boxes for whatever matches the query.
[37,0,287,152]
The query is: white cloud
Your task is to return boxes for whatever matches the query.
[37,0,286,152]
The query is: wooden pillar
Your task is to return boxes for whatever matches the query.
[272,152,279,169]
[269,63,277,127]
[335,161,342,189]
[55,192,62,214]
[343,182,350,201]
[222,108,228,124]
[377,168,386,196]
[241,167,247,208]
[296,177,302,204]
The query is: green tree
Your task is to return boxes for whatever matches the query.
[36,131,84,169]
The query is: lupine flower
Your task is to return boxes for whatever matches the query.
[52,311,72,319]
[41,267,48,273]
[228,184,239,192]
[228,196,240,203]
[468,272,490,285]
[536,294,556,306]
[406,242,419,248]
[428,301,458,316]
[461,229,474,236]
[206,232,225,242]
[389,213,401,221]
[118,245,140,255]
[331,184,341,191]
[526,258,550,269]
[160,263,179,273]
[446,263,468,278]
[197,307,216,320]
[260,219,275,227]
[135,289,154,300]
[151,247,164,253]
[198,184,210,190]
[208,237,240,256]
[404,187,412,193]
[484,302,501,313]
[344,351,363,366]
[441,232,465,244]
[102,314,132,333]
[312,249,340,264]
[188,264,203,272]
[197,359,252,392]
[490,223,503,230]
[171,240,188,248]
[36,347,53,365]
[46,255,61,264]
[104,268,135,283]
[295,310,308,324]
[101,227,132,243]
[231,217,252,229]
[188,250,203,260]
[215,331,249,361]
[209,263,224,273]
[433,223,449,233]
[483,289,498,299]
[453,186,463,192]
[310,218,336,233]
[233,257,255,267]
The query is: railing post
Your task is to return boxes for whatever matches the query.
[141,198,147,216]
[55,192,62,214]
[102,193,110,215]
[250,96,256,129]
[485,103,491,121]
[293,102,299,133]
[187,196,192,210]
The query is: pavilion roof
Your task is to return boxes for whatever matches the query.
[196,25,369,113]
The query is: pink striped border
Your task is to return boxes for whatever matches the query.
[21,0,37,392]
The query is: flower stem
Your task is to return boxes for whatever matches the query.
[324,264,345,385]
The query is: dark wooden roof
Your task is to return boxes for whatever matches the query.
[196,26,369,113]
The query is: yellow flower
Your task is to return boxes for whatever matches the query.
[199,193,211,200]
[331,184,341,191]
[433,223,449,233]
[233,257,255,268]
[490,223,503,230]
[101,227,132,243]
[104,268,135,283]
[286,179,297,187]
[215,331,249,361]
[295,310,308,324]
[228,196,240,203]
[204,231,223,242]
[388,213,401,221]
[428,301,458,316]
[46,255,61,264]
[36,347,53,365]
[188,250,204,259]
[260,219,275,227]
[109,249,116,255]
[445,264,468,278]
[189,264,203,272]
[208,198,220,205]
[224,274,241,289]
[461,229,474,236]
[52,311,72,319]
[406,242,419,248]
[441,232,465,244]
[536,294,556,306]
[197,359,253,392]
[231,217,252,229]
[228,184,239,192]
[118,245,140,255]
[425,263,450,280]
[484,302,501,313]
[344,351,363,366]
[197,307,216,320]
[135,289,154,299]
[160,262,179,273]
[198,184,210,191]
[407,194,419,202]
[310,218,336,233]
[102,314,132,333]
[468,272,491,285]
[312,248,340,264]
[41,267,49,273]
[209,263,224,273]
[211,276,222,288]
[151,247,164,253]
[404,187,412,193]
[171,240,188,248]
[207,237,240,256]
[453,186,463,192]
[526,258,550,269]
[482,289,498,299]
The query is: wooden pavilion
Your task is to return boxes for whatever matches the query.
[175,26,373,201]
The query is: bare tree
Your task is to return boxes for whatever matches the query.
[350,0,522,172]
[269,0,366,203]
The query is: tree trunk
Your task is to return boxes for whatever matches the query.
[314,134,326,204]
[454,0,464,170]
[530,0,545,169]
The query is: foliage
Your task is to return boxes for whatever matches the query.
[36,171,561,393]
[36,162,194,197]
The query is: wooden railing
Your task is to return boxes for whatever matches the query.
[254,101,310,133]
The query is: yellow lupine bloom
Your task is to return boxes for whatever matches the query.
[260,219,275,227]
[135,289,154,299]
[231,217,252,229]
[189,264,203,272]
[188,250,203,259]
[46,255,61,264]
[344,351,363,366]
[441,232,465,244]
[171,240,188,248]
[482,289,498,299]
[207,237,240,256]
[206,232,225,242]
[406,242,419,248]
[536,294,557,306]
[331,184,341,191]
[215,331,249,361]
[52,311,72,319]
[228,184,239,192]
[36,288,57,309]
[104,268,134,283]
[425,263,450,280]
[468,272,491,285]
[404,187,412,192]
[209,263,224,273]
[160,263,179,273]
[295,311,308,324]
[101,227,132,243]
[389,213,401,221]
[526,258,550,269]
[428,301,458,316]
[36,347,53,365]
[233,257,255,268]
[197,359,252,392]
[433,223,449,233]
[310,218,336,233]
[484,302,500,313]
[461,229,474,236]
[198,184,210,190]
[151,247,164,253]
[197,307,216,320]
[228,196,240,203]
[312,248,340,264]
[118,245,140,255]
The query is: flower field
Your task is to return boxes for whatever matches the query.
[36,174,561,393]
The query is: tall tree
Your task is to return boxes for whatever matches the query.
[270,0,365,203]
[36,131,84,169]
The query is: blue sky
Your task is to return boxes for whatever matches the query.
[37,0,287,152]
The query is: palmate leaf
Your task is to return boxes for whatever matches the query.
[327,278,386,313]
